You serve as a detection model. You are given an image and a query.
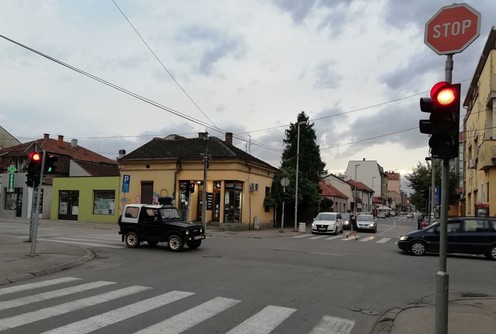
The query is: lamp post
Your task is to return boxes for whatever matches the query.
[294,121,306,231]
[354,164,360,212]
[371,176,376,211]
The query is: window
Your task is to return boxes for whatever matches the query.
[4,191,17,210]
[124,206,139,218]
[93,190,115,215]
[463,220,488,232]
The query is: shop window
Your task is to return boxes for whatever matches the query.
[93,190,116,215]
[4,191,16,210]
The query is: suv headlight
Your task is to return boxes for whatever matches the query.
[399,236,408,241]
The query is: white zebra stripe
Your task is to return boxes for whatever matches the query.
[0,286,150,331]
[308,315,355,334]
[226,305,296,334]
[135,296,240,334]
[37,238,123,249]
[376,238,392,244]
[41,290,194,334]
[0,281,115,311]
[0,277,81,297]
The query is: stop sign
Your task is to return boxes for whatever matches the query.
[425,3,481,55]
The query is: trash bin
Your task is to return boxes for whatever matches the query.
[298,222,306,232]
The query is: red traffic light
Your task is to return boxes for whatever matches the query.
[30,152,42,162]
[430,81,457,106]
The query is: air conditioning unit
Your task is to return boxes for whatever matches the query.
[468,159,476,169]
[249,183,259,191]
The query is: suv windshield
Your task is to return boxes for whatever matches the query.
[159,207,182,220]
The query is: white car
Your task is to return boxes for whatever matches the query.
[311,212,343,235]
[356,214,377,233]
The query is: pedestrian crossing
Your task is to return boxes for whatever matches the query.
[16,233,124,249]
[291,233,394,244]
[0,277,356,333]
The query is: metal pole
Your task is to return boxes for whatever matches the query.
[280,187,286,232]
[354,164,360,211]
[294,122,304,231]
[202,136,208,233]
[435,53,454,334]
[431,160,436,223]
[30,150,46,257]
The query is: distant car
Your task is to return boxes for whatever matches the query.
[311,212,343,235]
[341,212,351,230]
[377,212,387,219]
[397,217,496,260]
[356,214,377,233]
[406,212,414,218]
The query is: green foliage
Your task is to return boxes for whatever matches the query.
[269,111,327,222]
[405,160,460,212]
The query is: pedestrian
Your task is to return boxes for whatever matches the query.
[346,211,358,240]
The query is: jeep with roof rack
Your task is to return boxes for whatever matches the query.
[118,198,205,252]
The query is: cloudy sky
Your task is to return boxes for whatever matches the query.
[1,0,494,189]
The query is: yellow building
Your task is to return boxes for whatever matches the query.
[118,133,278,229]
[463,27,496,216]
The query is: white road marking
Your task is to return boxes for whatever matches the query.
[308,315,355,334]
[226,305,296,334]
[0,277,81,297]
[41,290,194,334]
[0,281,115,310]
[324,235,343,240]
[135,297,240,334]
[37,238,123,248]
[291,234,312,238]
[376,238,392,243]
[309,235,328,240]
[0,286,150,331]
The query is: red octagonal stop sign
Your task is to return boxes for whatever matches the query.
[425,3,481,55]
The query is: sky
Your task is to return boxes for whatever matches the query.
[1,0,494,192]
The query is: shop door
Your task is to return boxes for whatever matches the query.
[58,190,80,220]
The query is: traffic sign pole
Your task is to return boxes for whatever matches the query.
[424,3,481,333]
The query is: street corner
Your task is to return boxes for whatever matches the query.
[0,236,95,285]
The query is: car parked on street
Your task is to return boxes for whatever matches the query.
[311,212,343,234]
[356,214,377,233]
[397,217,496,260]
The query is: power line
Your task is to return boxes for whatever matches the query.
[112,0,220,132]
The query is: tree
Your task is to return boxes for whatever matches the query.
[268,111,327,226]
[405,160,460,212]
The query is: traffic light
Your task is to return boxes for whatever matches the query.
[419,82,461,159]
[26,152,42,187]
[44,155,58,174]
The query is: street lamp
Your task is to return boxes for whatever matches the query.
[294,120,306,231]
[354,164,360,212]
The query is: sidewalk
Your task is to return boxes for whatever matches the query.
[1,219,495,333]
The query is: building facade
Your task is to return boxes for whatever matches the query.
[463,27,496,217]
[117,133,278,229]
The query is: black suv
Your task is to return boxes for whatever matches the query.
[397,217,496,260]
[118,203,205,252]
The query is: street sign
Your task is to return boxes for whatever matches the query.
[280,177,289,187]
[425,3,480,55]
[122,174,130,193]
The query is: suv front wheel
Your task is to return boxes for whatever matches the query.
[167,234,184,252]
[486,245,496,261]
[125,231,140,248]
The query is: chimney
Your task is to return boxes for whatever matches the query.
[198,132,208,139]
[44,133,49,139]
[225,132,233,145]
[58,135,64,147]
[118,149,126,159]
[71,139,78,148]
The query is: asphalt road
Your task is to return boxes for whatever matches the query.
[1,216,495,334]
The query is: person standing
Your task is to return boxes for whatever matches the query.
[346,211,358,240]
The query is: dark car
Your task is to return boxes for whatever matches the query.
[397,217,496,260]
[118,203,205,252]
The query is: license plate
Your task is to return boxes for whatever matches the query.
[318,227,326,231]
[194,235,204,240]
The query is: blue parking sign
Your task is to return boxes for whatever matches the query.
[122,175,130,193]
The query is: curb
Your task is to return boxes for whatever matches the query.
[370,304,427,334]
[0,248,96,286]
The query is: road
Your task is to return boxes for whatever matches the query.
[0,216,494,333]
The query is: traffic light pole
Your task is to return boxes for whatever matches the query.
[30,150,46,257]
[435,54,453,334]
